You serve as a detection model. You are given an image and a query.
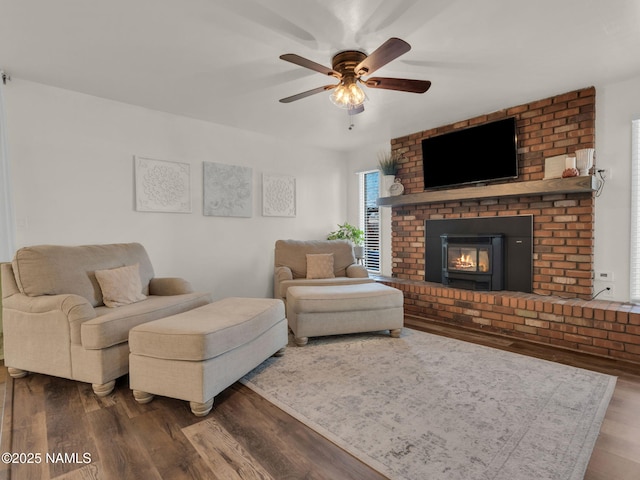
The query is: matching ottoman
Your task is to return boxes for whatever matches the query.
[286,283,404,346]
[128,297,287,416]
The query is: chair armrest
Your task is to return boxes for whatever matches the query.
[3,291,94,317]
[346,264,369,278]
[274,266,293,298]
[275,266,293,282]
[3,292,96,345]
[149,277,194,296]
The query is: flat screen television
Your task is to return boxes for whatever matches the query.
[421,117,518,190]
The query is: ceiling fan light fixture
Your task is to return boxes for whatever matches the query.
[330,76,366,109]
[279,38,430,114]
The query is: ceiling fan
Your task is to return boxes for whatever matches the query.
[279,37,431,114]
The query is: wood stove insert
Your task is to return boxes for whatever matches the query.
[425,215,533,293]
[441,234,504,291]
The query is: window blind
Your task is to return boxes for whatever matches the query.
[360,170,381,273]
[630,119,640,302]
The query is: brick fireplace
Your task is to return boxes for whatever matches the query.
[391,87,596,299]
[376,87,640,365]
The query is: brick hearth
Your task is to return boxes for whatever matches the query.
[384,86,640,365]
[376,277,640,365]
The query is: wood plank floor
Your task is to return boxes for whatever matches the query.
[0,318,638,480]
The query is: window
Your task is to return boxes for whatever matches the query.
[631,119,640,302]
[359,170,380,273]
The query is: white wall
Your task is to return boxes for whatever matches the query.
[4,79,348,300]
[594,74,640,302]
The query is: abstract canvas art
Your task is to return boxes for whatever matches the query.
[134,156,191,213]
[262,174,296,217]
[203,162,253,217]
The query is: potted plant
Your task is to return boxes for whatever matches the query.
[327,222,365,260]
[377,151,402,176]
[378,151,403,195]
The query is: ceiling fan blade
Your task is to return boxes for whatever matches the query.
[354,37,411,77]
[280,54,340,78]
[364,77,431,93]
[279,84,337,103]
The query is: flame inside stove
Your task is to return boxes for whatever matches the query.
[449,248,490,272]
[454,253,476,270]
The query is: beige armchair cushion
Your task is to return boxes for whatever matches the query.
[82,293,213,350]
[306,253,335,279]
[95,263,146,308]
[12,243,154,307]
[128,298,285,361]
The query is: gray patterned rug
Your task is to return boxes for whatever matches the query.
[241,328,616,480]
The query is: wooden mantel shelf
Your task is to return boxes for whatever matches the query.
[377,175,598,207]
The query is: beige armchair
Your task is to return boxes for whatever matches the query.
[1,243,211,396]
[273,239,374,316]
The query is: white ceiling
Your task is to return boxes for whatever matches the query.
[2,0,640,152]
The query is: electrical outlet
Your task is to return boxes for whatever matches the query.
[596,271,614,282]
[598,168,612,180]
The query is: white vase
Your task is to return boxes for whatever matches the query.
[575,148,595,176]
[382,175,395,197]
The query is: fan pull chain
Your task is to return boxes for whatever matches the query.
[347,111,355,130]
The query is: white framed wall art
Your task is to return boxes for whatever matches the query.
[134,156,191,213]
[262,174,296,217]
[203,161,253,217]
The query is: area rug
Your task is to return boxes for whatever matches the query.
[240,328,616,480]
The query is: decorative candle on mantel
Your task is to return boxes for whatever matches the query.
[562,156,579,178]
[565,156,577,169]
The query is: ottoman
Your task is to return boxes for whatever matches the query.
[286,283,404,346]
[128,297,287,416]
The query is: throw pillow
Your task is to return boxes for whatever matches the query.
[94,263,147,308]
[306,253,335,279]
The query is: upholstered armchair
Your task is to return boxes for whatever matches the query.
[1,243,211,396]
[273,239,374,316]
